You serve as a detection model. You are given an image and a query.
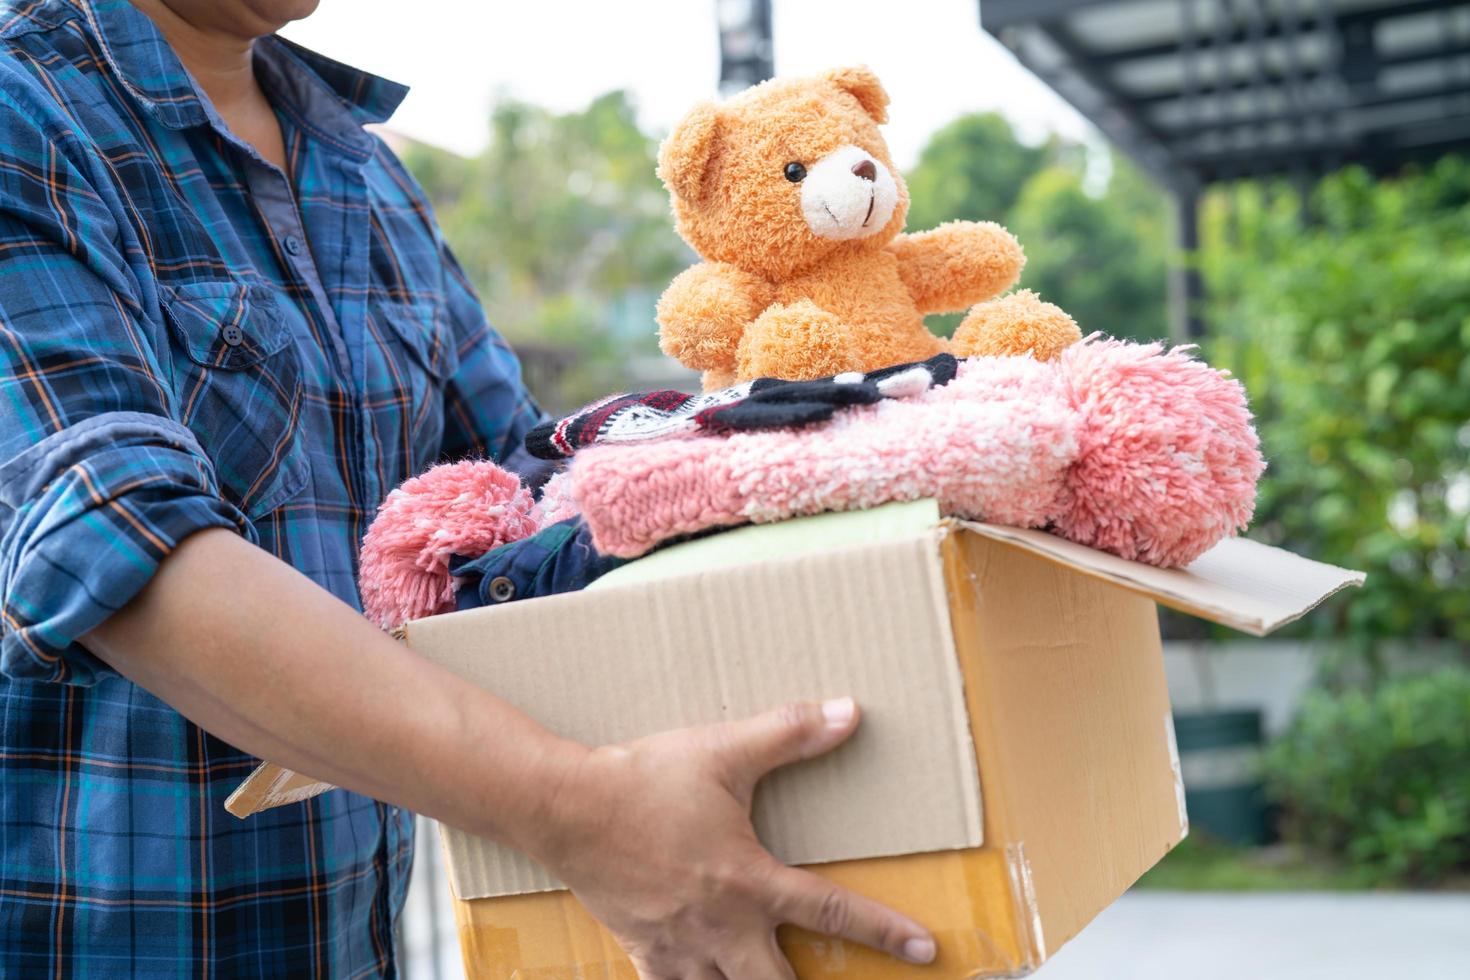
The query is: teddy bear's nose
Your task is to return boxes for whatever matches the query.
[851,159,877,182]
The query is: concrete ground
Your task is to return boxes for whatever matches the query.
[1036,891,1470,980]
[398,821,1470,980]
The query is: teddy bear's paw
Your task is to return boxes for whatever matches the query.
[952,290,1082,362]
[736,301,863,381]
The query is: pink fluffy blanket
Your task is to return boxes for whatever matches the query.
[557,339,1262,565]
[359,339,1263,627]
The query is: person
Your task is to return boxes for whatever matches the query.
[0,0,938,977]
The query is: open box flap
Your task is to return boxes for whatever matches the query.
[225,762,331,817]
[953,523,1365,637]
[227,508,1364,823]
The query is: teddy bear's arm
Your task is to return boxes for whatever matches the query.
[889,221,1026,315]
[656,262,773,371]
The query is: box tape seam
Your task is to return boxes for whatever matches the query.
[1004,840,1046,967]
[1163,711,1190,839]
[931,525,985,846]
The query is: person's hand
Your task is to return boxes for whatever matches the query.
[524,697,937,979]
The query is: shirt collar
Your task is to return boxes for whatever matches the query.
[74,0,407,146]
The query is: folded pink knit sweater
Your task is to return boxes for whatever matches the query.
[358,339,1263,627]
[557,339,1263,567]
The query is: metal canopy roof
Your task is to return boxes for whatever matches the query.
[981,0,1470,193]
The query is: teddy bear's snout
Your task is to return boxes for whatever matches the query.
[799,144,899,243]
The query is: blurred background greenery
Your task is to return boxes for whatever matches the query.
[394,94,1469,891]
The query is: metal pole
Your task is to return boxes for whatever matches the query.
[1168,186,1204,343]
[1179,0,1201,163]
[717,0,775,96]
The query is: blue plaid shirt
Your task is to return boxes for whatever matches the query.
[0,1,543,975]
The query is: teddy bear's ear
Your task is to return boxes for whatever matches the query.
[658,102,721,205]
[823,65,889,124]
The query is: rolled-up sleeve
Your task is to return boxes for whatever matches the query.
[0,84,247,685]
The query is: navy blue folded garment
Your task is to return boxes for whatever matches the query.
[449,518,628,609]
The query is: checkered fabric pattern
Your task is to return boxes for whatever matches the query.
[0,1,542,975]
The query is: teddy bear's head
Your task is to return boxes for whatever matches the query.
[658,66,908,281]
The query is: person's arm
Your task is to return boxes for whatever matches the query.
[82,527,564,834]
[84,527,937,977]
[0,85,934,979]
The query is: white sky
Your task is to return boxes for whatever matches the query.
[280,0,1096,168]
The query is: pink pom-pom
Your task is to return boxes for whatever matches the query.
[1052,338,1265,567]
[536,469,582,525]
[358,459,541,629]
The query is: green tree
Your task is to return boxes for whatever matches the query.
[1202,158,1470,649]
[399,91,689,407]
[1007,157,1168,342]
[906,113,1168,341]
[905,112,1056,231]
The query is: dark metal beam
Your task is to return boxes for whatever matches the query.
[1043,20,1198,189]
[1128,37,1470,107]
[990,22,1191,191]
[1278,0,1316,156]
[978,0,1116,31]
[1167,187,1204,342]
[1178,110,1470,167]
[1149,75,1470,135]
[1043,23,1178,146]
[1090,0,1464,65]
[981,0,1470,191]
[1194,143,1470,181]
[1242,0,1273,131]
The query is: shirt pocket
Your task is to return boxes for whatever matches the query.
[372,299,460,475]
[162,279,310,520]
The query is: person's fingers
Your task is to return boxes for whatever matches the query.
[708,698,860,791]
[762,864,936,966]
[685,965,729,980]
[717,933,797,980]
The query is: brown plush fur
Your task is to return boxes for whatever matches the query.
[656,66,1082,388]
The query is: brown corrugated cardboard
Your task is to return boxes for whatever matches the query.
[957,522,1366,636]
[408,529,984,898]
[224,764,331,817]
[439,525,1255,980]
[227,506,1363,978]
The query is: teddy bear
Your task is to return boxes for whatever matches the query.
[655,65,1082,389]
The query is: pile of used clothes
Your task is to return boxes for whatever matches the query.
[359,339,1264,631]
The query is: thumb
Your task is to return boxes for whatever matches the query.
[712,698,860,793]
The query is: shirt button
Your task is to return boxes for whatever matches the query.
[221,324,244,347]
[488,576,516,603]
[283,235,303,256]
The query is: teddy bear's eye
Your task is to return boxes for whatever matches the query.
[784,162,807,183]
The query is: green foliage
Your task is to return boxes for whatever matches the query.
[402,97,1179,406]
[905,113,1168,341]
[1008,157,1168,341]
[399,91,689,407]
[905,113,1057,231]
[1263,668,1470,885]
[1202,158,1470,645]
[1135,835,1376,891]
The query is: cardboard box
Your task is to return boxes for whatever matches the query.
[229,501,1362,978]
